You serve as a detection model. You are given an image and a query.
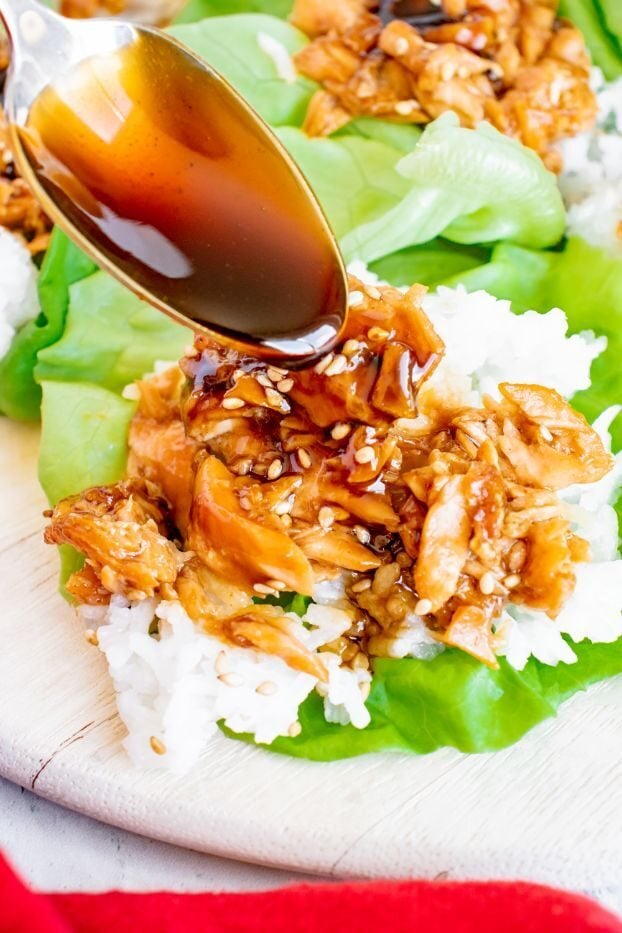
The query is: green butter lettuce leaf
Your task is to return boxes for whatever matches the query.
[370,239,490,289]
[39,380,137,595]
[337,117,422,153]
[442,238,622,448]
[0,230,97,422]
[559,0,622,80]
[35,271,190,393]
[277,128,410,240]
[227,638,622,759]
[169,15,316,127]
[175,0,292,24]
[341,114,566,263]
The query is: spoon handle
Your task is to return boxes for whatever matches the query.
[0,0,59,50]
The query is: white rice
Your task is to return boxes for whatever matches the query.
[257,32,297,84]
[0,229,39,359]
[559,70,622,254]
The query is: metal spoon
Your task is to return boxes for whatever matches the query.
[0,0,348,362]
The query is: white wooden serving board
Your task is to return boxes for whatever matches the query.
[2,417,622,886]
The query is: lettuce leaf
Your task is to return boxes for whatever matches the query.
[0,230,97,421]
[175,0,292,24]
[370,239,490,289]
[442,238,622,448]
[340,115,566,263]
[35,271,190,394]
[169,15,316,127]
[247,638,622,760]
[559,0,622,80]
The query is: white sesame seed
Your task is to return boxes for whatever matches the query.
[415,598,432,615]
[365,286,382,300]
[234,459,252,476]
[267,579,287,591]
[395,100,416,115]
[314,353,334,375]
[121,384,140,401]
[324,354,347,377]
[342,339,360,357]
[354,525,371,545]
[331,422,352,441]
[267,458,283,480]
[218,672,245,687]
[84,628,99,646]
[280,513,293,528]
[256,373,273,388]
[318,506,335,530]
[394,36,409,56]
[215,650,227,675]
[354,445,375,464]
[288,721,302,737]
[253,583,277,596]
[267,366,288,381]
[150,736,167,755]
[348,290,365,308]
[479,572,496,596]
[297,448,312,469]
[351,578,372,593]
[504,573,521,589]
[274,498,293,515]
[222,396,245,410]
[367,326,390,341]
[256,681,278,696]
[441,61,455,81]
[277,378,294,393]
[540,426,554,442]
[265,387,286,408]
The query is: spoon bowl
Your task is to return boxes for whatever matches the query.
[0,0,348,362]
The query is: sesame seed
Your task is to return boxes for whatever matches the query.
[359,680,371,701]
[342,339,360,357]
[150,736,167,755]
[215,651,227,675]
[365,285,382,300]
[354,445,375,464]
[265,387,286,408]
[84,628,99,647]
[218,672,245,687]
[415,598,432,616]
[288,721,302,737]
[394,36,409,56]
[233,459,252,476]
[395,100,416,115]
[274,498,293,515]
[256,373,273,388]
[267,366,288,380]
[222,396,245,410]
[121,384,140,401]
[277,378,294,393]
[354,525,371,545]
[331,422,352,441]
[314,353,334,375]
[441,61,455,81]
[351,578,372,593]
[324,354,347,377]
[540,426,554,442]
[267,459,283,480]
[348,290,365,308]
[367,326,390,341]
[504,573,521,589]
[256,681,278,696]
[267,579,287,591]
[280,513,293,528]
[318,506,335,530]
[297,448,312,469]
[479,572,496,596]
[253,582,277,596]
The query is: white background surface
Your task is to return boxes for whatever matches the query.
[1,774,621,919]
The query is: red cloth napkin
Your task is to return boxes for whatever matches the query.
[2,853,621,933]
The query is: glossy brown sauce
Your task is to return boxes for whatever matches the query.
[17,30,347,362]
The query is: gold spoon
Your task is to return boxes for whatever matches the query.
[0,0,348,362]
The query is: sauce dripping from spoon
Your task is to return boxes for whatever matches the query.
[13,27,347,363]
